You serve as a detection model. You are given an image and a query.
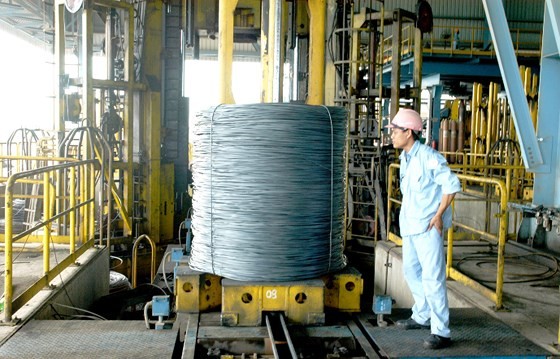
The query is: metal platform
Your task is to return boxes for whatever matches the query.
[0,320,178,359]
[358,308,550,358]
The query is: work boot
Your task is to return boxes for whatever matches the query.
[395,317,430,330]
[423,334,451,349]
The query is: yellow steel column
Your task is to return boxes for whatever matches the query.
[307,0,326,105]
[142,1,165,241]
[219,0,238,104]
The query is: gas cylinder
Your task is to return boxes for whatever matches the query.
[441,119,449,161]
[449,120,457,164]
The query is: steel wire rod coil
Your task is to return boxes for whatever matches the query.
[189,103,347,281]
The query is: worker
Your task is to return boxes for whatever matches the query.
[453,28,460,50]
[386,108,461,350]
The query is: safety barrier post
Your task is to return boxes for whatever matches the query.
[70,167,76,253]
[43,171,51,275]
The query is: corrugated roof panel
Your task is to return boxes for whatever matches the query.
[505,0,544,22]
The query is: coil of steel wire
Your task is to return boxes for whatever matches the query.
[189,103,347,281]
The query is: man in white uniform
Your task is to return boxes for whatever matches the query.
[386,109,461,349]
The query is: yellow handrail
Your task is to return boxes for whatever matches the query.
[3,159,97,323]
[131,234,157,288]
[382,23,542,63]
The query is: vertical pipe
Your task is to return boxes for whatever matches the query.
[54,3,65,147]
[377,4,385,138]
[272,0,284,103]
[307,0,326,105]
[446,205,454,278]
[82,1,94,126]
[390,10,402,118]
[458,100,465,164]
[218,0,238,104]
[386,165,394,239]
[43,172,51,275]
[261,0,271,102]
[106,143,113,250]
[413,27,423,112]
[495,177,509,310]
[80,164,86,242]
[89,163,95,240]
[4,182,14,322]
[492,83,499,147]
[531,73,539,129]
[475,83,483,161]
[486,83,494,155]
[70,166,76,253]
[470,84,477,164]
[123,3,135,237]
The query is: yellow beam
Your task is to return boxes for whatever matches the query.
[219,0,238,104]
[307,0,326,105]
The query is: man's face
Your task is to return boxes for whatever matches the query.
[390,126,410,149]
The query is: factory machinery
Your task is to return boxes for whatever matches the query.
[0,0,558,358]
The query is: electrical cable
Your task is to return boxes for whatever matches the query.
[455,252,559,284]
[161,251,173,293]
[110,255,123,270]
[50,302,107,321]
[136,283,167,296]
[189,103,348,281]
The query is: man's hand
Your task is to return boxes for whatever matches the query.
[428,193,456,235]
[428,214,443,235]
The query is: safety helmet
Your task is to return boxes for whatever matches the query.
[385,109,423,132]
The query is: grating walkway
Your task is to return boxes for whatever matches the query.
[359,308,550,358]
[0,320,178,359]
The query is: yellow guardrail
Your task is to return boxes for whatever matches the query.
[383,24,542,62]
[131,234,157,289]
[2,159,98,323]
[387,163,510,309]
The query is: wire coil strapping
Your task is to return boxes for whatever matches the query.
[189,103,347,281]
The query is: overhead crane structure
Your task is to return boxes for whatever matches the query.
[0,0,558,358]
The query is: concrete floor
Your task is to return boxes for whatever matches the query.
[375,240,560,356]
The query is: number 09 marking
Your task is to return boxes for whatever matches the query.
[265,289,278,299]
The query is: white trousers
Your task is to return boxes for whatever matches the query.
[402,227,450,338]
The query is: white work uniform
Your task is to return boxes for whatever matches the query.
[399,141,461,338]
